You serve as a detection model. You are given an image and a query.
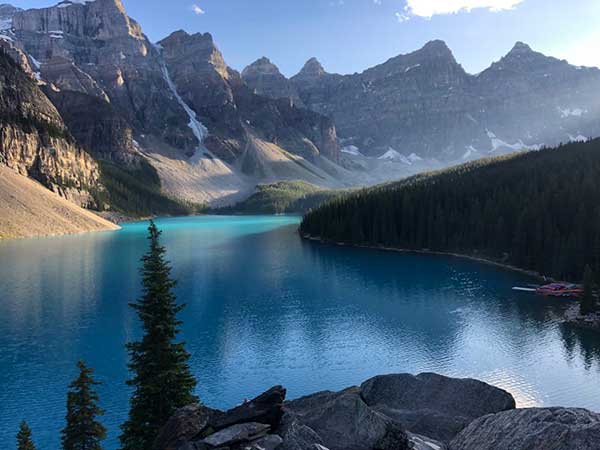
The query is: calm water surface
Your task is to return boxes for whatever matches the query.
[1,215,600,449]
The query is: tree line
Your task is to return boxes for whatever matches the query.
[17,221,197,450]
[300,139,600,284]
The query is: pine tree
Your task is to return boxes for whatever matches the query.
[61,361,106,450]
[120,221,198,450]
[580,265,597,316]
[17,421,35,450]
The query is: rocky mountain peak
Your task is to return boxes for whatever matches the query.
[413,39,457,63]
[242,57,282,77]
[295,57,327,80]
[159,30,230,79]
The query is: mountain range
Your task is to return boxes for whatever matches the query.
[0,0,599,226]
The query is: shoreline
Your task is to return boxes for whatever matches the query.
[300,233,552,282]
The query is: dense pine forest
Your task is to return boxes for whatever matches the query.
[300,139,600,281]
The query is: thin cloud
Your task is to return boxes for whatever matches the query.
[405,0,524,17]
[191,4,205,15]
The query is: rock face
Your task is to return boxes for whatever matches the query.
[242,57,303,107]
[158,30,340,166]
[360,373,516,442]
[289,41,600,161]
[450,407,600,450]
[0,49,100,206]
[11,0,198,154]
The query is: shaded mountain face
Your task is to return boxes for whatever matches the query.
[242,57,303,107]
[158,30,339,165]
[286,40,600,160]
[0,50,100,206]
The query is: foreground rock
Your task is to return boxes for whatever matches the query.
[284,388,411,450]
[360,373,515,442]
[155,373,535,450]
[450,407,600,450]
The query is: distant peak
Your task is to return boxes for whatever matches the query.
[417,39,455,59]
[297,57,326,78]
[511,41,532,52]
[242,57,282,77]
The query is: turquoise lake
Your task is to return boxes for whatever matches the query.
[1,215,600,449]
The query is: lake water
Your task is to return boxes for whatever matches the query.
[1,215,600,449]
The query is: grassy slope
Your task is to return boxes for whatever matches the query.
[215,180,345,215]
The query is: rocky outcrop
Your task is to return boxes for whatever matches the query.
[0,49,100,206]
[156,373,520,450]
[242,57,303,107]
[450,407,600,450]
[360,373,515,442]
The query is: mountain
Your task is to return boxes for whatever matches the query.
[1,0,600,223]
[300,138,600,281]
[284,41,600,161]
[0,48,100,206]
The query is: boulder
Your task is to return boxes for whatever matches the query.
[277,413,324,450]
[201,422,270,447]
[360,373,515,442]
[450,407,600,450]
[283,390,410,450]
[409,433,447,450]
[241,434,284,450]
[154,404,224,450]
[212,386,287,431]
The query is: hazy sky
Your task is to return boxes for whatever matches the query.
[13,0,600,76]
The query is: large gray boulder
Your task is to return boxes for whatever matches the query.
[360,373,515,442]
[450,407,600,450]
[278,413,325,450]
[201,422,270,447]
[153,404,224,450]
[284,389,410,450]
[212,385,287,430]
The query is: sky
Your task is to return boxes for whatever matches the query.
[12,0,600,77]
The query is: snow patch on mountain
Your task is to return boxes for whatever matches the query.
[487,130,542,152]
[159,59,208,148]
[378,148,413,165]
[568,134,588,142]
[341,145,362,156]
[558,107,586,118]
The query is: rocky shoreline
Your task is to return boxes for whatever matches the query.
[155,372,600,450]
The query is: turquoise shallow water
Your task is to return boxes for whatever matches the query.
[1,215,600,449]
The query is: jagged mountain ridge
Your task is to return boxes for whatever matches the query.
[245,41,600,160]
[0,0,346,207]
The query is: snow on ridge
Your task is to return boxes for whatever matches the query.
[341,145,362,156]
[378,148,413,165]
[558,107,586,118]
[408,153,423,162]
[57,0,95,7]
[405,64,421,73]
[486,129,542,152]
[568,134,588,143]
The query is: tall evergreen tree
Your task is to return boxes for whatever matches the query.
[120,221,198,450]
[17,421,35,450]
[581,265,597,316]
[61,361,106,450]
